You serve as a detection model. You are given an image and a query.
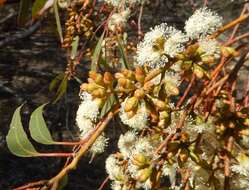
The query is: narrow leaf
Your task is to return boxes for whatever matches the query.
[53,0,63,43]
[18,0,31,26]
[117,38,129,69]
[53,75,68,103]
[100,94,116,118]
[71,35,79,59]
[91,32,105,71]
[6,105,40,157]
[32,0,47,18]
[29,104,56,145]
[58,174,68,190]
[49,73,64,92]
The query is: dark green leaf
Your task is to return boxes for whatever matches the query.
[53,0,63,43]
[18,0,31,26]
[29,104,56,145]
[49,73,64,92]
[71,35,79,59]
[91,32,105,71]
[32,0,47,18]
[117,38,129,69]
[6,105,40,157]
[100,94,116,118]
[53,75,68,103]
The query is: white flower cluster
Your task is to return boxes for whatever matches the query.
[108,9,130,32]
[198,38,220,58]
[76,92,108,155]
[136,23,188,68]
[119,101,148,130]
[106,131,161,190]
[184,7,222,39]
[231,153,249,177]
[136,7,222,69]
[103,0,147,7]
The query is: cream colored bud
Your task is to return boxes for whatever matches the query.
[152,98,166,111]
[193,64,204,79]
[92,88,106,98]
[134,89,145,99]
[103,72,113,85]
[132,154,149,168]
[125,97,138,112]
[179,148,189,162]
[165,83,179,96]
[137,167,152,182]
[135,67,145,83]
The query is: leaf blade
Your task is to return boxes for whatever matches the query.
[6,105,40,157]
[53,0,63,43]
[91,32,105,71]
[100,94,116,118]
[29,104,56,145]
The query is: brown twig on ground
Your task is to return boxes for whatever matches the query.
[0,20,42,47]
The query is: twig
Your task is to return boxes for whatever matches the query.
[176,75,196,108]
[97,176,109,190]
[46,109,118,190]
[13,180,48,190]
[0,20,42,47]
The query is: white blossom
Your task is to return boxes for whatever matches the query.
[136,23,187,68]
[185,7,222,39]
[231,153,249,177]
[106,154,125,181]
[76,93,99,121]
[108,10,130,31]
[119,101,148,130]
[118,131,137,158]
[198,38,220,57]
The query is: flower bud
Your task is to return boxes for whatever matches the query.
[137,167,152,182]
[95,74,104,85]
[152,98,166,111]
[179,148,189,162]
[134,89,145,99]
[92,88,106,98]
[165,83,179,96]
[132,154,149,168]
[135,67,145,83]
[125,97,138,112]
[221,47,240,57]
[193,64,204,79]
[123,69,135,80]
[181,60,192,70]
[103,72,113,85]
[89,71,98,80]
[201,55,215,64]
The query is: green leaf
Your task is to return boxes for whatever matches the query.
[117,38,129,69]
[53,75,68,104]
[32,0,47,18]
[6,105,40,157]
[49,73,64,92]
[53,0,63,43]
[100,94,116,118]
[71,35,79,59]
[29,104,56,145]
[91,32,105,71]
[18,0,31,26]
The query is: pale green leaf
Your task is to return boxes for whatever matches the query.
[53,75,68,103]
[29,104,56,145]
[71,35,79,59]
[117,38,129,69]
[18,0,31,26]
[53,0,63,43]
[32,0,47,18]
[49,73,64,92]
[100,94,116,118]
[6,105,40,157]
[91,32,105,71]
